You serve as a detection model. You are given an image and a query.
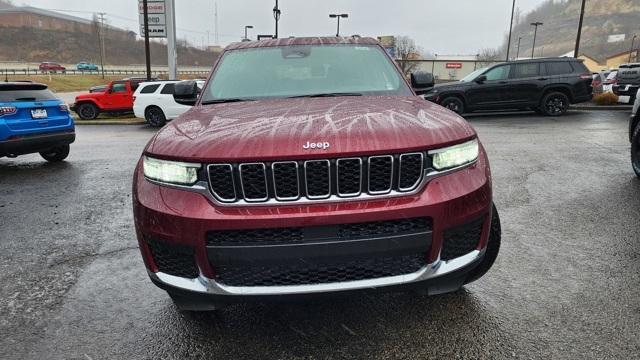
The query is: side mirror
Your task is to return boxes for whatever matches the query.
[475,75,487,83]
[173,80,199,106]
[107,88,113,94]
[410,71,435,95]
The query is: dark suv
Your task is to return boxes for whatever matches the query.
[423,57,593,116]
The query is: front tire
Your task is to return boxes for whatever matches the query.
[77,103,99,120]
[40,145,70,162]
[541,92,569,116]
[464,203,501,284]
[441,96,465,115]
[145,106,167,127]
[632,121,640,178]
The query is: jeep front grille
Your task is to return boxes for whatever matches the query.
[207,152,426,205]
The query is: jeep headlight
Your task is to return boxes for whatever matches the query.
[431,139,479,171]
[143,156,201,185]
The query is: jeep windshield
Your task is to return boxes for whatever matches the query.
[201,44,412,103]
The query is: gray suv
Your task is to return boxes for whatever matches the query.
[631,88,640,177]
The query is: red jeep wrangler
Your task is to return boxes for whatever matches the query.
[71,79,147,120]
[133,37,501,311]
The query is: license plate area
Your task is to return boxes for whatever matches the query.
[30,109,48,119]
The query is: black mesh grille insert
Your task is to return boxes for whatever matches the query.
[273,162,299,199]
[208,164,235,201]
[368,156,393,193]
[146,238,199,278]
[338,217,432,240]
[207,217,431,247]
[337,158,361,195]
[305,160,331,197]
[399,154,423,190]
[240,164,267,200]
[215,254,425,286]
[441,217,484,261]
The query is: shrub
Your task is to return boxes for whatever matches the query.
[592,92,619,105]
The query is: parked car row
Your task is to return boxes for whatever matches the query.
[70,77,157,120]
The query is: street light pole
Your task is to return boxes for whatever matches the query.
[530,22,543,58]
[516,37,522,59]
[329,14,348,37]
[244,25,254,41]
[629,35,637,62]
[573,0,586,58]
[506,0,516,61]
[273,0,281,39]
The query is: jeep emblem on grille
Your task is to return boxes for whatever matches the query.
[303,141,330,150]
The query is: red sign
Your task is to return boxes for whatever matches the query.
[446,63,463,69]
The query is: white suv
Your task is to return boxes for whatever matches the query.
[133,80,204,127]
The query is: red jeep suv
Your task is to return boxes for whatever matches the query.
[132,37,501,311]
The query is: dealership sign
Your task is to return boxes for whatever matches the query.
[139,0,166,38]
[446,63,463,69]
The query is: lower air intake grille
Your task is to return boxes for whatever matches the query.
[206,217,432,247]
[440,217,484,261]
[146,238,199,278]
[215,254,425,286]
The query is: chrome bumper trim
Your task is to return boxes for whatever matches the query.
[149,249,484,296]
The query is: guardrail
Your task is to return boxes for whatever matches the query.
[1,68,209,76]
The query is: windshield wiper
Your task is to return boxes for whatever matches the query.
[14,97,37,101]
[288,92,363,98]
[201,98,255,105]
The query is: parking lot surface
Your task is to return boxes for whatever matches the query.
[1,110,638,359]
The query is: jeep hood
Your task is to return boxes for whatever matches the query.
[74,92,101,102]
[146,96,477,162]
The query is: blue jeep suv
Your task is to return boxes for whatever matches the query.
[0,82,75,162]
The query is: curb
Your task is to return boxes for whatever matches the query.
[74,118,146,125]
[570,105,632,111]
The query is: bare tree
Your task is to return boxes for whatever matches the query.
[395,35,421,76]
[477,48,502,68]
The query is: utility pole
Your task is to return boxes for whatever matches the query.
[530,22,543,58]
[574,0,586,58]
[506,0,516,61]
[329,13,348,37]
[515,37,522,59]
[97,12,106,79]
[244,25,254,41]
[629,35,637,62]
[166,0,177,80]
[214,1,219,44]
[142,0,151,81]
[273,0,281,39]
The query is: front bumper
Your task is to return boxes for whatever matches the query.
[133,149,493,301]
[0,130,75,157]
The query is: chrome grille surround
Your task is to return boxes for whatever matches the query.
[203,151,437,206]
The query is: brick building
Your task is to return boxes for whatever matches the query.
[0,6,134,41]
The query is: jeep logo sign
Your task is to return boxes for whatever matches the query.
[303,141,330,150]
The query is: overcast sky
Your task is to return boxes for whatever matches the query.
[18,0,546,54]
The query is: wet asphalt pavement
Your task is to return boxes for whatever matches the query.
[1,110,639,359]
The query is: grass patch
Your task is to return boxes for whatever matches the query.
[6,74,122,92]
[592,92,619,105]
